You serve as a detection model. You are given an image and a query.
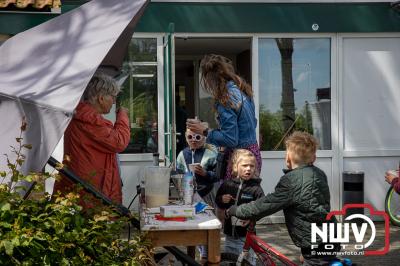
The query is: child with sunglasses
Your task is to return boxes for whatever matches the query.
[176,126,219,263]
[176,126,219,209]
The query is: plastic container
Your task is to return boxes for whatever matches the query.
[183,172,194,205]
[145,166,171,208]
[170,173,184,201]
[188,163,200,173]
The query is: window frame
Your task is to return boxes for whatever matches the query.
[119,33,164,162]
[119,33,338,162]
[253,33,337,160]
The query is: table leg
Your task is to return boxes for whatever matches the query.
[207,229,221,265]
[187,246,196,259]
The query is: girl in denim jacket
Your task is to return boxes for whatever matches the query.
[187,54,261,179]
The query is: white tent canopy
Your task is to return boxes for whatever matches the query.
[0,0,147,177]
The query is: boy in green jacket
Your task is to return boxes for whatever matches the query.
[227,131,338,265]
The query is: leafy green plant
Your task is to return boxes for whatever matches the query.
[0,119,155,265]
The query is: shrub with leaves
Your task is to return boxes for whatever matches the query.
[0,120,154,265]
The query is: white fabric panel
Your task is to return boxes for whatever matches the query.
[0,95,70,175]
[0,0,147,177]
[343,38,400,151]
[0,0,146,112]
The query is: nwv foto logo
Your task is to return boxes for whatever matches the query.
[312,214,375,248]
[310,204,390,256]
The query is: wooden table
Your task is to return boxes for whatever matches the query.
[140,206,222,265]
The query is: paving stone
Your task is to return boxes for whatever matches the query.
[241,222,400,266]
[139,221,399,265]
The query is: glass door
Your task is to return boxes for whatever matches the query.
[118,38,158,154]
[163,23,176,168]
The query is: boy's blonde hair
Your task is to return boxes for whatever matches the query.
[285,131,319,165]
[231,149,257,177]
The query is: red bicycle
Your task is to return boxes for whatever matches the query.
[217,221,298,266]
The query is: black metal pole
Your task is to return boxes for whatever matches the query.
[23,181,37,200]
[47,156,200,266]
[47,156,131,216]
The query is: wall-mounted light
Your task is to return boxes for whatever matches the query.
[312,23,319,31]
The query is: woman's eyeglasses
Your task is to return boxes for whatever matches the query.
[187,134,203,141]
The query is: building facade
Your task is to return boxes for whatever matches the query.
[1,0,400,221]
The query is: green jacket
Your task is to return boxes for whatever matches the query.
[231,165,331,248]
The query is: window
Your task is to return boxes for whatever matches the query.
[258,38,331,151]
[118,38,158,154]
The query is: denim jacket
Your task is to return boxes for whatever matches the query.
[206,81,257,148]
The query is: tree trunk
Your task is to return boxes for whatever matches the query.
[276,38,295,135]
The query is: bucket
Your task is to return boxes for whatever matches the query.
[145,166,171,208]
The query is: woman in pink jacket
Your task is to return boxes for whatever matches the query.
[54,74,130,207]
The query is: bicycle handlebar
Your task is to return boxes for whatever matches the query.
[247,219,257,232]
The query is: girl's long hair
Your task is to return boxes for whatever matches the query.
[200,54,253,108]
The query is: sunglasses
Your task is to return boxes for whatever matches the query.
[187,134,203,141]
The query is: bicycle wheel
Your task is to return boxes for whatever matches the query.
[385,186,400,226]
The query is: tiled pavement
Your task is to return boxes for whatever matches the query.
[253,222,400,266]
[156,222,400,265]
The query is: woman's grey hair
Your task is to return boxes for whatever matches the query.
[83,74,120,104]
